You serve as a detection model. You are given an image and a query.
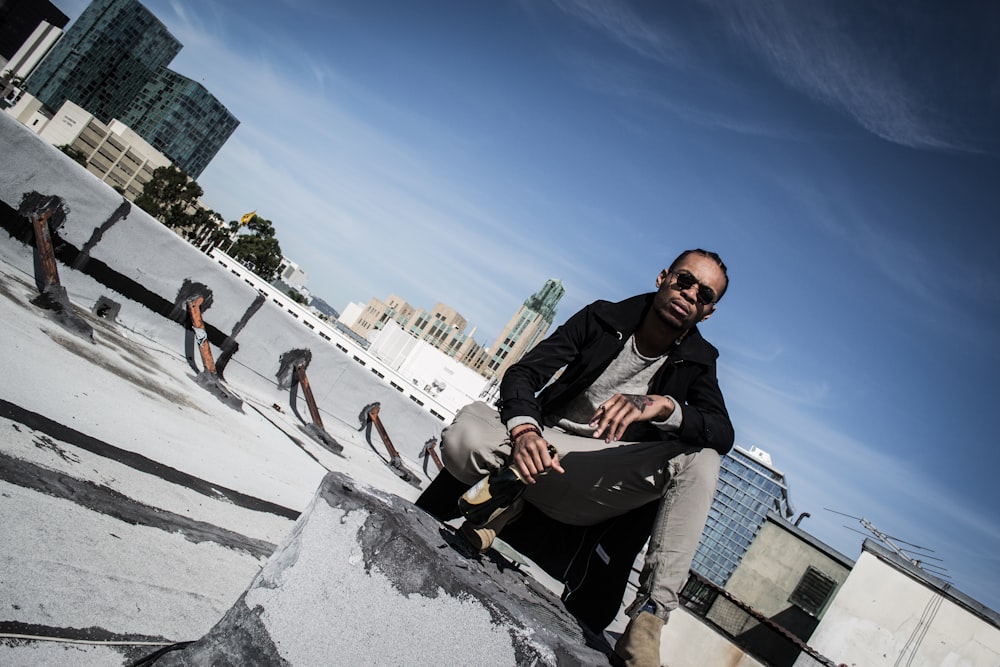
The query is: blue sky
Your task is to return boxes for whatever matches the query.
[52,0,1000,610]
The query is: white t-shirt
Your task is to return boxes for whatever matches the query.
[552,334,683,437]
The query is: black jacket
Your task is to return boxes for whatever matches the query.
[498,292,734,455]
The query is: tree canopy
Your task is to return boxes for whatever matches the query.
[135,165,205,228]
[56,144,88,167]
[136,168,284,282]
[228,214,283,282]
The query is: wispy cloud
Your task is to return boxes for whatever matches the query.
[753,165,1000,357]
[542,1,834,143]
[708,0,979,152]
[557,48,809,142]
[547,0,682,67]
[548,0,996,152]
[724,359,833,409]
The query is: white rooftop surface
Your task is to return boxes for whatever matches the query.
[0,239,479,665]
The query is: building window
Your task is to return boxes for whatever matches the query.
[788,566,837,616]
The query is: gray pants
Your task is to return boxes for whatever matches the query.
[440,401,720,621]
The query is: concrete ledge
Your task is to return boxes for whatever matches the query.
[155,472,611,665]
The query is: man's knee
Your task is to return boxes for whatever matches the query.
[439,427,478,485]
[439,427,474,481]
[689,447,720,474]
[439,402,507,485]
[675,447,721,497]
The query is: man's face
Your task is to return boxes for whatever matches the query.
[652,254,727,331]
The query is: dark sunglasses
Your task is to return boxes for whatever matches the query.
[670,270,717,306]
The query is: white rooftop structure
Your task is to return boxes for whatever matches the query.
[3,20,64,81]
[744,444,773,467]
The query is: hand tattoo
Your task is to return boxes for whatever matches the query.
[623,394,654,412]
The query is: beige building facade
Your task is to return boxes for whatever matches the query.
[348,294,485,364]
[350,294,416,340]
[406,302,481,363]
[8,96,170,200]
[346,279,563,383]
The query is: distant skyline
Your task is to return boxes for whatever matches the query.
[48,0,1000,611]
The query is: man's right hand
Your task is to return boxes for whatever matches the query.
[511,431,563,483]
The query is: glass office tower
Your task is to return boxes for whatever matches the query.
[691,445,789,586]
[25,0,181,124]
[120,68,239,178]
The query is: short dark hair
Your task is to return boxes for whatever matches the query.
[669,249,729,301]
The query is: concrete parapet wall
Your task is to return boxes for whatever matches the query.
[799,549,1000,667]
[661,612,766,667]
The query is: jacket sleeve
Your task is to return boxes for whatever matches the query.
[673,358,735,456]
[497,302,596,426]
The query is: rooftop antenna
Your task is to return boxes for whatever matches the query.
[825,508,950,579]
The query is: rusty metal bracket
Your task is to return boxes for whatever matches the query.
[27,207,94,341]
[295,363,324,428]
[422,437,443,471]
[360,402,421,488]
[187,296,218,376]
[186,295,242,410]
[31,208,60,290]
[293,362,343,454]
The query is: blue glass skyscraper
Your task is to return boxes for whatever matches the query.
[691,445,790,586]
[24,0,237,177]
[120,68,239,178]
[25,0,181,124]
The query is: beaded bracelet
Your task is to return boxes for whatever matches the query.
[510,425,541,441]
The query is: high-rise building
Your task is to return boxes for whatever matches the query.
[0,0,68,65]
[354,296,482,363]
[21,0,237,177]
[690,445,791,587]
[118,68,239,178]
[2,21,64,85]
[477,278,564,379]
[25,0,182,125]
[407,302,466,345]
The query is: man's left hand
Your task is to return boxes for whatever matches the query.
[590,394,674,443]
